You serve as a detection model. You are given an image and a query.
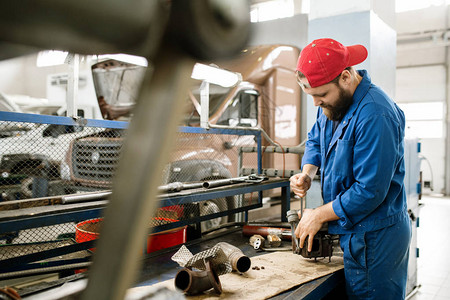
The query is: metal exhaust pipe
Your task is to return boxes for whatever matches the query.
[216,242,251,273]
[174,261,222,295]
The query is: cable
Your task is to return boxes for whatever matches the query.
[273,141,286,178]
[419,154,434,191]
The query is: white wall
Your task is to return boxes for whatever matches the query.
[0,52,100,117]
[0,53,75,98]
[396,5,450,195]
[0,55,27,95]
[308,0,395,29]
[396,65,446,102]
[396,6,448,35]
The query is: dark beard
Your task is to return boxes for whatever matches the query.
[322,86,353,121]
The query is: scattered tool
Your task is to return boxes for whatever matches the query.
[242,225,293,240]
[266,234,282,248]
[249,234,265,250]
[286,209,300,254]
[203,174,268,189]
[158,174,268,193]
[249,234,289,252]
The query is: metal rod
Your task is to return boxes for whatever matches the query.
[202,174,266,189]
[66,53,80,118]
[242,225,293,240]
[241,168,301,178]
[202,176,250,189]
[287,209,300,253]
[157,181,203,193]
[0,262,91,280]
[61,191,112,204]
[240,145,304,154]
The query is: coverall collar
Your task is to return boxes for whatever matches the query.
[346,69,371,118]
[326,70,371,157]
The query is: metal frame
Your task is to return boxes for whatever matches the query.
[0,113,290,277]
[0,111,128,129]
[0,179,290,275]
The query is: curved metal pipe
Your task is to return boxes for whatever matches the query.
[174,261,222,295]
[216,242,251,273]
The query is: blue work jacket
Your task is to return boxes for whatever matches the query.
[301,70,409,235]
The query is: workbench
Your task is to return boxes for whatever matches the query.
[133,227,345,300]
[1,177,346,299]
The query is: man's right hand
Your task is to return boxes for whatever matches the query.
[289,173,312,198]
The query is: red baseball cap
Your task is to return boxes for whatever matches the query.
[296,38,368,88]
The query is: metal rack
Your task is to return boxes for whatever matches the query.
[0,179,290,277]
[0,112,291,278]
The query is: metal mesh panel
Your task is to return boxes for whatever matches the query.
[0,120,109,199]
[0,222,79,261]
[1,121,260,200]
[159,131,260,232]
[0,117,261,272]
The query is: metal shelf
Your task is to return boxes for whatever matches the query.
[0,178,290,275]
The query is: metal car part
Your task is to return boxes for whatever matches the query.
[215,242,251,273]
[174,260,222,295]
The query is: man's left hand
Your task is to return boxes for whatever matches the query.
[294,208,324,252]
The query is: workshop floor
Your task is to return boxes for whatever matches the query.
[409,194,450,300]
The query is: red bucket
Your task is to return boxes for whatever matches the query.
[75,217,186,253]
[146,217,187,253]
[75,218,102,251]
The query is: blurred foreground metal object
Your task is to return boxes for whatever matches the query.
[0,0,250,61]
[0,1,250,299]
[82,47,195,300]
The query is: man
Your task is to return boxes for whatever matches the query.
[290,38,411,299]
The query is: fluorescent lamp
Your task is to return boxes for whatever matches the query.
[97,54,148,67]
[191,63,241,87]
[36,50,69,67]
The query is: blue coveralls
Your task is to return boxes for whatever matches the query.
[301,70,411,299]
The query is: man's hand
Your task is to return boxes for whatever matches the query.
[290,173,312,198]
[294,208,323,252]
[294,202,340,252]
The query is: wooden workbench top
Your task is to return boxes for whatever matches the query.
[129,251,344,300]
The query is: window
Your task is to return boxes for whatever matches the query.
[250,0,295,22]
[217,90,259,127]
[396,0,450,12]
[398,102,444,138]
